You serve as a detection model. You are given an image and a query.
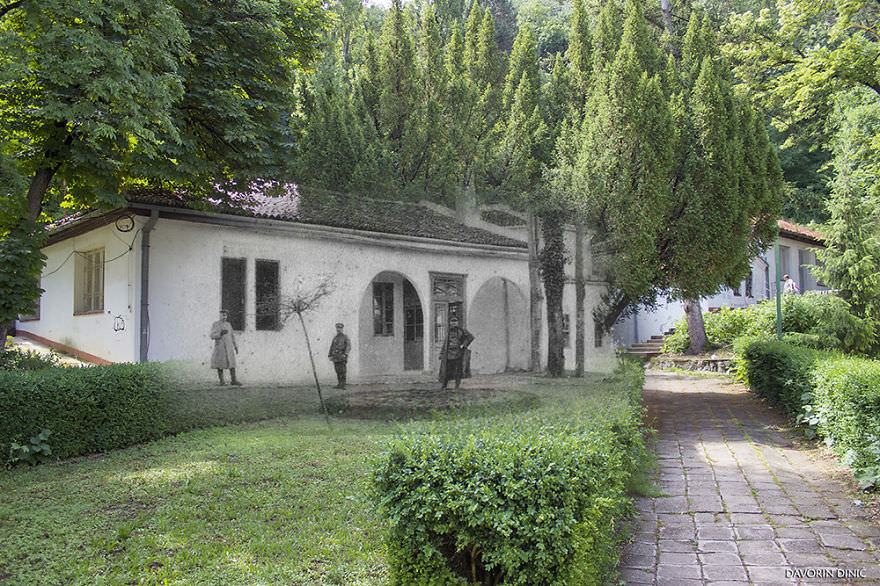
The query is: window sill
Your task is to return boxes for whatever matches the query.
[73,310,104,316]
[18,317,40,322]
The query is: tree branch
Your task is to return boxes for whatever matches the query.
[849,23,880,42]
[0,0,25,20]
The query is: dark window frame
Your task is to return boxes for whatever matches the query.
[19,276,41,321]
[255,259,280,331]
[221,257,247,331]
[74,248,105,314]
[373,282,394,336]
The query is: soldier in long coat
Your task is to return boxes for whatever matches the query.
[210,309,240,386]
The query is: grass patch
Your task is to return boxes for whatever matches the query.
[0,373,641,584]
[655,365,733,379]
[0,418,391,585]
[628,430,664,498]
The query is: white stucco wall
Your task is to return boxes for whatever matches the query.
[21,207,619,381]
[614,235,828,347]
[140,215,550,384]
[16,220,140,363]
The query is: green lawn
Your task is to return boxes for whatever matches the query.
[0,417,391,585]
[0,374,634,585]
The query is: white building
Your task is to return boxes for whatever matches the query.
[614,219,828,347]
[16,188,616,384]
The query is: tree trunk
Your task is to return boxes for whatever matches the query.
[297,312,330,423]
[541,213,566,377]
[598,290,632,334]
[0,322,8,352]
[527,211,543,372]
[660,0,673,35]
[683,298,708,355]
[27,168,55,222]
[575,223,585,377]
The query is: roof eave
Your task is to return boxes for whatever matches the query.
[126,202,529,256]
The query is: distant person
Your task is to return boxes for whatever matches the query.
[439,315,474,390]
[328,322,351,389]
[782,274,800,294]
[210,309,240,386]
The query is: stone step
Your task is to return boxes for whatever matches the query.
[625,348,662,356]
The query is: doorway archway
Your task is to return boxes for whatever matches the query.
[358,271,424,375]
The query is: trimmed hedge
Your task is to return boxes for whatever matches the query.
[0,363,171,461]
[665,292,877,355]
[732,337,823,417]
[0,346,62,370]
[735,339,880,489]
[372,361,646,585]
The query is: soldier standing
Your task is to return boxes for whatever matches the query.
[328,322,351,389]
[210,309,241,386]
[439,315,474,390]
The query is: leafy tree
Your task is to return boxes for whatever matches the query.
[515,0,570,60]
[723,0,880,147]
[567,0,591,102]
[0,0,328,325]
[813,90,880,335]
[375,0,420,180]
[0,225,44,349]
[293,79,389,194]
[564,1,782,354]
[502,24,540,111]
[417,0,468,39]
[483,0,519,52]
[725,0,880,333]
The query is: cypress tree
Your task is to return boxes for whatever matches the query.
[567,0,592,103]
[502,24,540,112]
[565,2,782,350]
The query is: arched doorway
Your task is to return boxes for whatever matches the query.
[403,280,424,370]
[358,272,424,376]
[468,277,529,373]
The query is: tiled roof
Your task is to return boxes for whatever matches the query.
[481,208,527,227]
[124,186,527,249]
[777,219,825,243]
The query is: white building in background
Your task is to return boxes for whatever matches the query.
[16,188,616,384]
[614,219,828,348]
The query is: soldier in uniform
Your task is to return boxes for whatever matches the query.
[328,322,351,389]
[439,315,474,390]
[210,309,241,386]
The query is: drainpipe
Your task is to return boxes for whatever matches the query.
[140,210,159,362]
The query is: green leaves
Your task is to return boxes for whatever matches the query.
[724,0,880,146]
[6,428,52,468]
[1,0,329,216]
[561,3,782,326]
[373,360,647,584]
[737,339,880,489]
[0,224,45,325]
[0,363,170,462]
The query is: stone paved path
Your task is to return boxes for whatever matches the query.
[619,371,880,585]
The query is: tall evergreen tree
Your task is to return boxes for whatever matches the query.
[564,1,782,353]
[813,89,880,334]
[502,24,539,111]
[567,0,592,103]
